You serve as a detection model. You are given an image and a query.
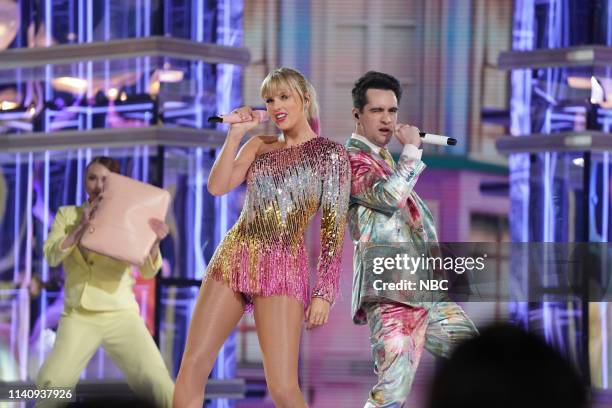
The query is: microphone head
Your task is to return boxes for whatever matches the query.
[447,138,457,146]
[207,116,223,123]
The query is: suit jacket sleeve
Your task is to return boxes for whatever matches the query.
[44,207,78,267]
[349,150,426,215]
[138,249,164,279]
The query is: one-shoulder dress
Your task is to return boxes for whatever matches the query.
[205,136,351,308]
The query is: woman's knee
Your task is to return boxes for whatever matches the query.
[267,380,302,407]
[36,367,53,388]
[37,364,76,389]
[176,351,216,386]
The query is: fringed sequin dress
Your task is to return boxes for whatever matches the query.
[205,136,351,309]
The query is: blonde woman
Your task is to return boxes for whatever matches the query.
[174,67,351,408]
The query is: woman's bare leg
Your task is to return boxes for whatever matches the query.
[253,296,308,408]
[173,279,245,408]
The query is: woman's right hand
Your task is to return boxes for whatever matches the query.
[228,106,264,135]
[79,196,101,228]
[59,197,101,250]
[208,107,264,196]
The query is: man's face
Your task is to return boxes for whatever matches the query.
[353,88,398,148]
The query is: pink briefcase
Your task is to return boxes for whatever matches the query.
[80,172,171,266]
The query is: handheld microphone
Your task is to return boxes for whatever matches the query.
[419,132,457,146]
[208,110,269,124]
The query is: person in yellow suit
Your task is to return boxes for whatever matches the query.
[36,156,174,408]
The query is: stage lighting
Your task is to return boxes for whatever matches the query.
[107,88,119,101]
[52,77,89,95]
[0,101,18,110]
[158,69,184,83]
[566,76,591,90]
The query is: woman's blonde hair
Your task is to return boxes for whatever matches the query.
[260,67,320,135]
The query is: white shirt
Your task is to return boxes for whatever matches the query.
[350,133,422,161]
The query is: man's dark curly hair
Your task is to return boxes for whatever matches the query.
[352,71,402,112]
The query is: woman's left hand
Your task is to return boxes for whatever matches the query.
[148,218,169,259]
[305,297,331,330]
[149,218,169,242]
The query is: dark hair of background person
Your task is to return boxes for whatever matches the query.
[86,156,121,174]
[351,71,403,112]
[427,323,588,408]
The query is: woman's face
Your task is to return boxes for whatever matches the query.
[84,163,110,201]
[264,86,307,133]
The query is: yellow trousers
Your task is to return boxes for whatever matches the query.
[36,306,174,408]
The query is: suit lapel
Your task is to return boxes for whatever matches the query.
[346,137,372,153]
[346,137,393,173]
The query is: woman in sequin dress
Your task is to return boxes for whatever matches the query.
[173,67,351,408]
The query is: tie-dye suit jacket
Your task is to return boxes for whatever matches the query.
[345,137,440,324]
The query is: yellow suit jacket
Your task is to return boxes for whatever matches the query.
[44,204,163,311]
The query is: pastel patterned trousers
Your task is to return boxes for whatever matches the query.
[364,301,478,408]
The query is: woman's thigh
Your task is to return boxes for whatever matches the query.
[252,295,304,384]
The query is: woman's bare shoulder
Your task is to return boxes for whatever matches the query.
[252,135,282,155]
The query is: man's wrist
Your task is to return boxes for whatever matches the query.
[401,143,423,161]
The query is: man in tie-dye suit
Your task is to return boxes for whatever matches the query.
[346,71,478,408]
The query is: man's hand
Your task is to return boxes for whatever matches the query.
[305,297,331,330]
[394,124,421,148]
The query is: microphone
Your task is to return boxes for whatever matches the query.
[208,110,269,124]
[419,132,457,146]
